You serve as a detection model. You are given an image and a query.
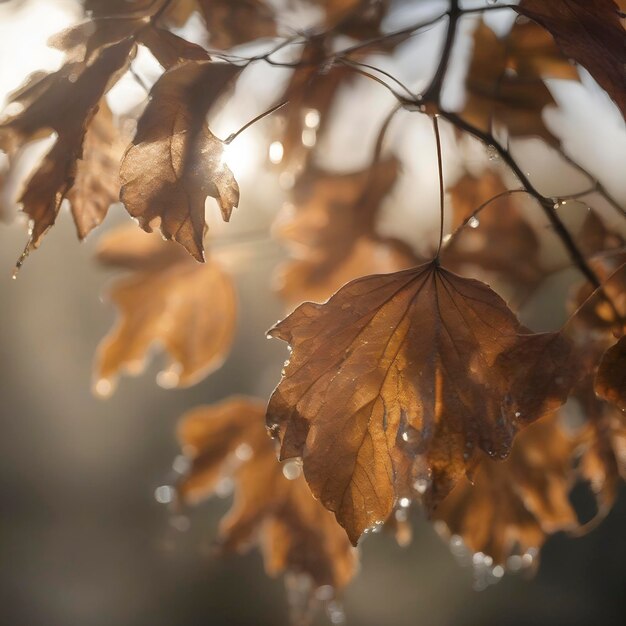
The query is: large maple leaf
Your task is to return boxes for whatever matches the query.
[267,261,575,542]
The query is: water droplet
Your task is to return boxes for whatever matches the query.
[94,378,113,398]
[170,514,190,532]
[301,128,316,148]
[486,144,499,160]
[235,442,253,461]
[157,368,180,389]
[268,140,284,164]
[514,411,521,418]
[282,460,302,480]
[399,497,411,508]
[413,478,429,494]
[492,565,504,578]
[215,476,234,497]
[154,485,175,504]
[506,554,523,571]
[172,454,190,474]
[468,216,480,228]
[304,108,320,129]
[315,584,334,601]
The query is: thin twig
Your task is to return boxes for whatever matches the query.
[439,110,603,290]
[422,0,460,105]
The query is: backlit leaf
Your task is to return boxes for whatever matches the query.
[94,226,236,393]
[267,261,575,542]
[120,61,241,261]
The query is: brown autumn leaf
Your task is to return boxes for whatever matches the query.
[515,0,626,118]
[0,37,134,249]
[274,157,418,305]
[442,170,543,295]
[463,22,567,145]
[434,413,578,567]
[94,226,236,394]
[120,61,241,262]
[595,336,626,411]
[66,101,125,239]
[176,397,358,592]
[266,261,575,542]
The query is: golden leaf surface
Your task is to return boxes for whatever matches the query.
[95,226,236,393]
[267,261,575,542]
[177,397,357,591]
[120,61,240,261]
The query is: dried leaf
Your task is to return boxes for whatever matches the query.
[0,38,134,248]
[94,226,236,393]
[515,0,626,118]
[177,397,357,591]
[434,414,578,566]
[67,101,125,239]
[120,61,241,261]
[463,22,562,145]
[267,261,575,542]
[442,171,543,295]
[595,336,626,411]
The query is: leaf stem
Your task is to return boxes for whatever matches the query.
[433,115,445,260]
[224,100,289,145]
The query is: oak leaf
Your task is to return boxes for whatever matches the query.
[176,397,357,592]
[434,414,578,567]
[515,0,626,118]
[94,226,236,393]
[120,61,241,261]
[267,261,575,542]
